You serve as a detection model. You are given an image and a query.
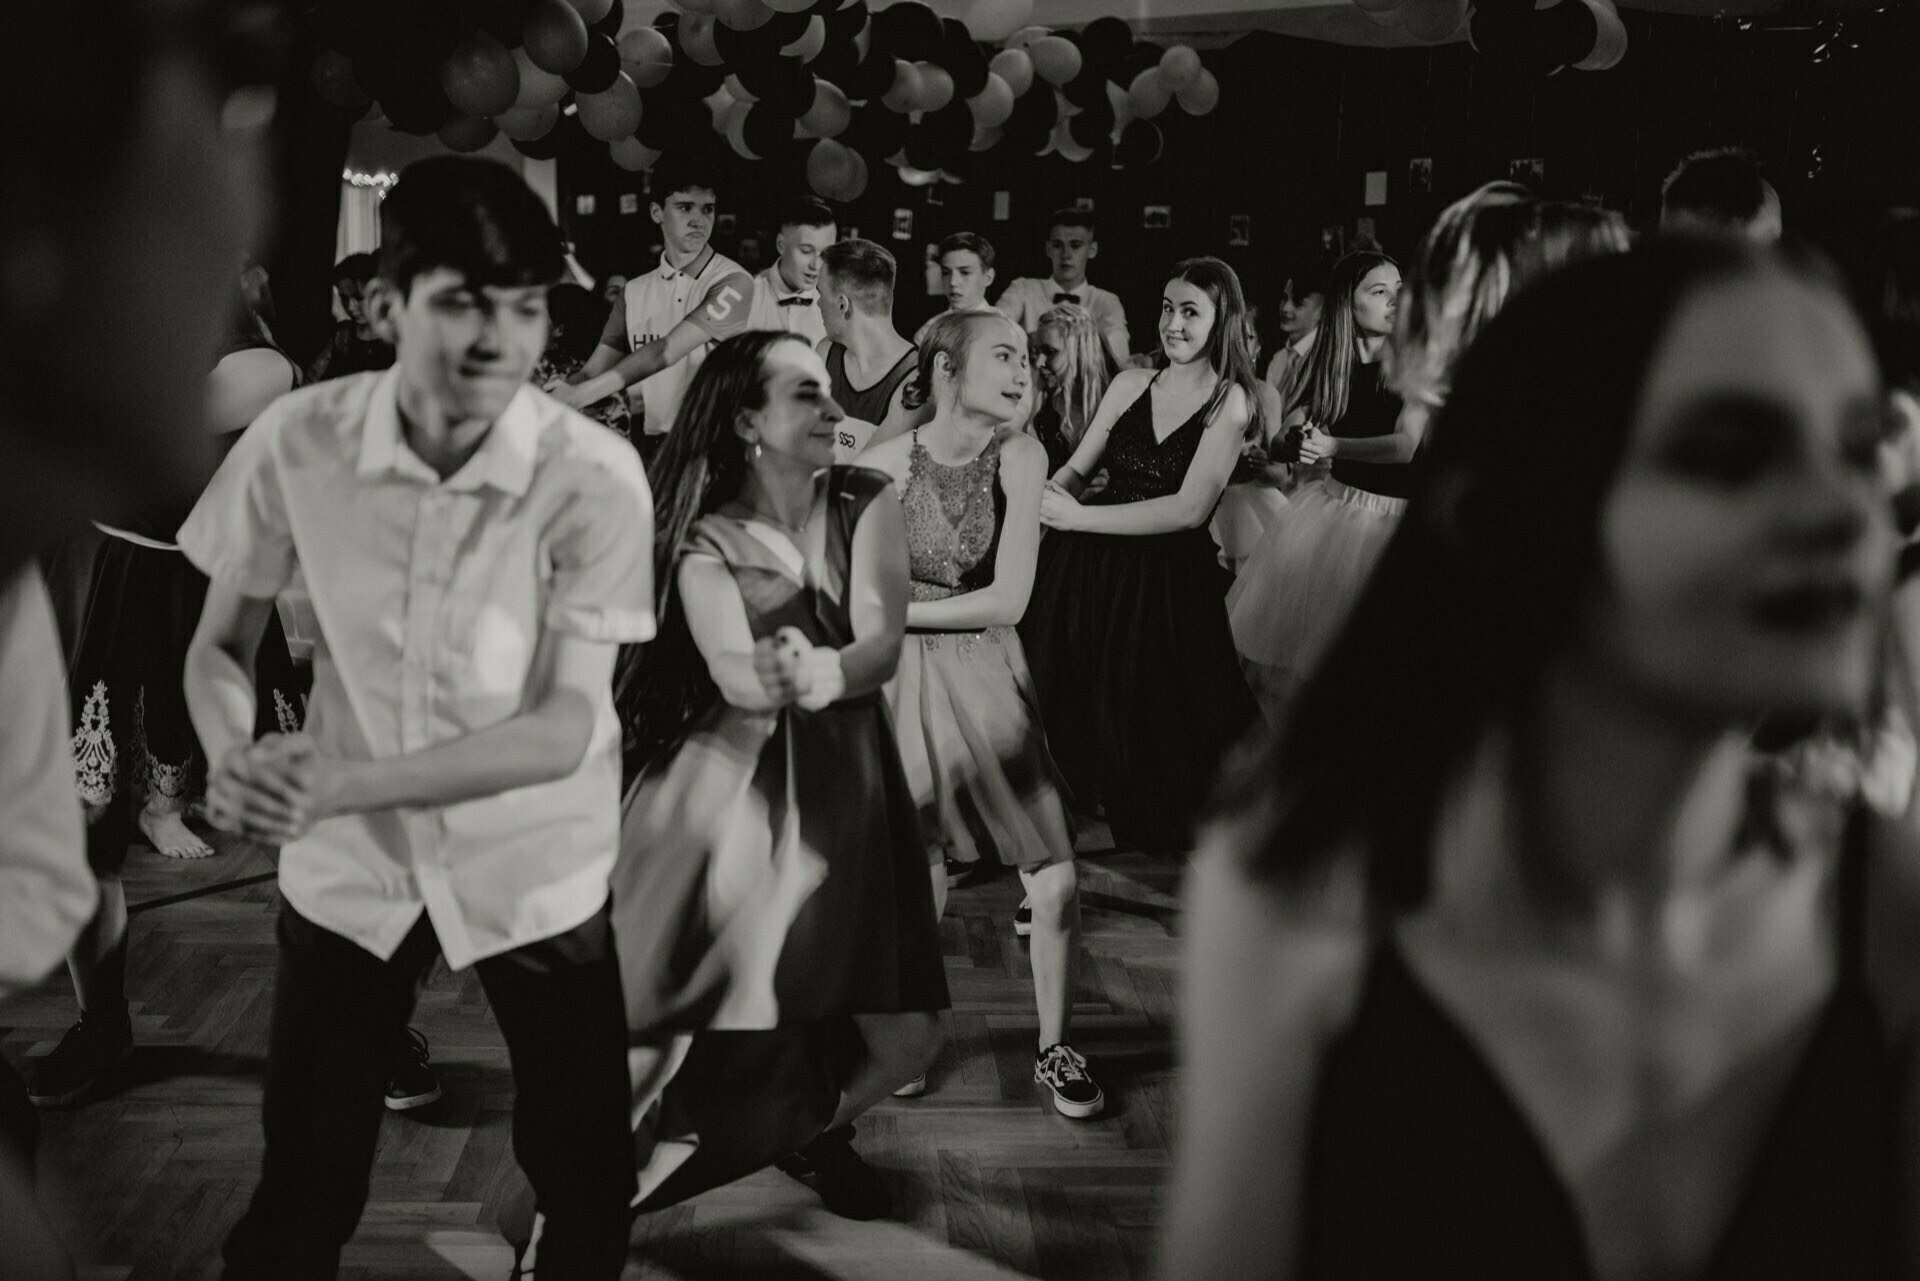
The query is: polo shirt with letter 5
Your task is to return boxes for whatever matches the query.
[597,245,754,437]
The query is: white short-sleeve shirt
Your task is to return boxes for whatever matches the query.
[997,277,1131,367]
[748,264,827,348]
[178,370,656,969]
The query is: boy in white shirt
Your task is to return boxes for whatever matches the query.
[749,196,836,347]
[182,157,654,1281]
[996,209,1131,369]
[913,232,1001,347]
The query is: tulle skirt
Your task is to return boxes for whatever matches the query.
[1228,479,1406,728]
[888,625,1075,872]
[1211,481,1289,574]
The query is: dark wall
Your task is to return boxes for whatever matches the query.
[558,6,1918,353]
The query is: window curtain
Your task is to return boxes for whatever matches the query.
[335,180,382,262]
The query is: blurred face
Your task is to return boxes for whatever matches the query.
[950,318,1031,424]
[652,186,715,257]
[1159,278,1218,367]
[1351,264,1401,338]
[1032,325,1069,391]
[1046,223,1095,286]
[1584,274,1892,723]
[940,249,993,311]
[337,278,367,325]
[777,222,836,293]
[1278,279,1324,339]
[743,340,843,470]
[817,266,852,343]
[600,274,627,306]
[374,269,549,425]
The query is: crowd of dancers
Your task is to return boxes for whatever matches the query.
[7,15,1920,1278]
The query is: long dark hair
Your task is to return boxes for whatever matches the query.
[613,330,813,780]
[1295,250,1397,429]
[1165,256,1265,442]
[1224,238,1855,905]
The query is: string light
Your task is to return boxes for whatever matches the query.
[342,168,398,194]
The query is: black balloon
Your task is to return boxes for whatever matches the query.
[654,10,679,33]
[590,0,625,37]
[743,103,798,159]
[903,120,946,170]
[811,32,862,88]
[565,34,621,91]
[1067,99,1112,150]
[714,19,782,73]
[1110,44,1160,88]
[822,0,869,43]
[659,52,726,98]
[765,10,812,44]
[844,43,896,100]
[872,1,941,62]
[1061,62,1108,109]
[1115,117,1162,166]
[475,0,531,46]
[1079,17,1133,68]
[739,55,813,116]
[939,17,990,98]
[843,99,909,158]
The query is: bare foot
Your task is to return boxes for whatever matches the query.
[139,807,214,860]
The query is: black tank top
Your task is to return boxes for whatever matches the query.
[1327,359,1410,500]
[1299,807,1898,1280]
[826,342,917,428]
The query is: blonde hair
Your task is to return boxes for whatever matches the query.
[1036,303,1110,450]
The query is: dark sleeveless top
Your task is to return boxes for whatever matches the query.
[827,342,918,428]
[1093,372,1214,508]
[1328,358,1409,500]
[1300,809,1898,1280]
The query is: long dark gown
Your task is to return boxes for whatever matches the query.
[1019,374,1258,852]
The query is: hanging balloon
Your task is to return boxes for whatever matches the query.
[843,42,897,99]
[1067,93,1113,149]
[1127,67,1172,118]
[619,27,675,86]
[970,120,1002,151]
[806,136,852,197]
[897,163,940,187]
[716,0,777,32]
[525,0,592,74]
[1077,17,1133,69]
[588,0,625,37]
[563,0,614,25]
[881,59,923,112]
[1061,62,1107,109]
[745,56,815,116]
[566,34,622,92]
[1157,43,1202,89]
[610,136,663,170]
[438,116,500,152]
[783,16,827,61]
[724,99,760,157]
[311,50,371,110]
[1029,37,1082,86]
[1174,67,1219,114]
[744,101,798,157]
[875,1,944,61]
[822,0,869,47]
[1404,0,1467,42]
[497,101,561,140]
[967,72,1014,126]
[842,100,910,159]
[680,13,727,65]
[939,18,991,99]
[443,32,521,119]
[839,147,870,200]
[724,73,760,101]
[1004,25,1050,49]
[1115,117,1163,166]
[1105,79,1133,132]
[513,47,572,107]
[476,0,532,46]
[1573,0,1627,70]
[1049,115,1092,162]
[800,77,852,136]
[706,84,737,132]
[960,0,1034,43]
[989,47,1034,96]
[914,63,956,112]
[578,71,643,137]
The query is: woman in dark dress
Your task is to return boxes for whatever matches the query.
[1168,240,1920,1280]
[1021,257,1260,854]
[607,330,946,1221]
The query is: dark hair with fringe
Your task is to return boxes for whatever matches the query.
[613,330,814,780]
[1221,237,1862,904]
[1165,256,1266,443]
[938,232,997,273]
[378,156,564,297]
[650,152,723,207]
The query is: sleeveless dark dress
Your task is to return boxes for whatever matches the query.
[1300,810,1898,1280]
[1328,360,1412,500]
[1019,375,1258,851]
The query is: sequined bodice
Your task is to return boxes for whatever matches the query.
[902,431,1004,602]
[1095,374,1211,506]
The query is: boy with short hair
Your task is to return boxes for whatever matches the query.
[819,238,926,458]
[997,209,1131,368]
[553,154,755,449]
[182,156,653,1281]
[913,231,999,346]
[750,196,837,346]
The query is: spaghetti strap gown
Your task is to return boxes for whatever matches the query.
[607,465,949,1210]
[888,430,1075,872]
[1019,374,1258,852]
[1300,806,1899,1280]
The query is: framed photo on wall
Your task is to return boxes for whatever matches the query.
[1228,214,1251,247]
[1143,204,1172,230]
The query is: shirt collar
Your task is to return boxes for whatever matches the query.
[357,367,540,497]
[658,244,714,282]
[1291,328,1318,358]
[760,264,816,302]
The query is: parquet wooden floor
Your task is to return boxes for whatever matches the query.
[1,824,1185,1280]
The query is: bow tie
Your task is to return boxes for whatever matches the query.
[777,294,815,307]
[1052,291,1080,304]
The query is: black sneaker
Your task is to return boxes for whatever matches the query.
[1034,1043,1104,1119]
[27,1012,133,1107]
[774,1124,891,1219]
[384,1027,442,1112]
[1013,896,1033,937]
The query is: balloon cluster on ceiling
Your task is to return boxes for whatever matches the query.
[1347,0,1626,67]
[307,0,1219,203]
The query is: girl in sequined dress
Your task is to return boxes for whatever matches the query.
[1020,258,1260,855]
[861,311,1105,1119]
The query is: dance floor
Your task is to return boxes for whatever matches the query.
[2,825,1182,1280]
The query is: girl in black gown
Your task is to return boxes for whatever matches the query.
[1169,240,1919,1281]
[1020,257,1259,854]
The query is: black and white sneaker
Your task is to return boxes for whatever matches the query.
[1013,896,1033,937]
[384,1027,443,1112]
[1034,1043,1104,1119]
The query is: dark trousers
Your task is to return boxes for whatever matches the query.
[221,903,635,1280]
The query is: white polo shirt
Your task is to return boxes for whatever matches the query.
[748,264,827,348]
[600,245,754,436]
[997,277,1130,367]
[179,369,656,969]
